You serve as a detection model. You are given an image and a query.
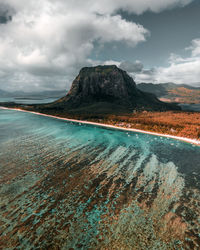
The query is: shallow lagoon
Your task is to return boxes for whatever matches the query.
[0,108,200,249]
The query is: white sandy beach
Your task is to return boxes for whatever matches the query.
[1,106,200,146]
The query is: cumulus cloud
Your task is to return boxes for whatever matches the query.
[0,0,150,91]
[187,39,200,56]
[116,60,156,83]
[119,61,144,73]
[0,0,195,91]
[126,39,200,84]
[153,39,200,84]
[156,60,200,84]
[48,0,193,15]
[115,38,200,85]
[134,69,157,83]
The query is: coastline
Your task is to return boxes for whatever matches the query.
[1,106,200,146]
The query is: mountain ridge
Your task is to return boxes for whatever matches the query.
[137,82,200,104]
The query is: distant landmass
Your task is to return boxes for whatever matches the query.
[32,65,180,115]
[0,89,66,99]
[0,89,10,97]
[137,82,200,104]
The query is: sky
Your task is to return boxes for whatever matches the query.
[0,0,200,92]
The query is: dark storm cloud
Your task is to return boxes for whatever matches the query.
[0,3,15,24]
[142,68,156,76]
[119,61,143,73]
[118,61,156,83]
[119,60,156,76]
[0,15,11,24]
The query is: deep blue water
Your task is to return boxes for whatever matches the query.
[0,108,200,249]
[179,103,200,112]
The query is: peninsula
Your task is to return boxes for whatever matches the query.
[1,65,199,140]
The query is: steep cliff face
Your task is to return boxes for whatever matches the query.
[47,65,180,113]
[58,65,140,107]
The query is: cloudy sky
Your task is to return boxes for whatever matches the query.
[0,0,200,92]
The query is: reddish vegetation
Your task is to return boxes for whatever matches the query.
[85,111,200,140]
[167,87,200,104]
[35,110,200,140]
[13,106,200,140]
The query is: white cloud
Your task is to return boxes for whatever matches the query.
[0,0,195,91]
[156,58,200,84]
[115,38,200,85]
[130,39,200,84]
[187,39,200,57]
[48,0,193,15]
[153,39,200,84]
[0,0,151,91]
[119,60,144,73]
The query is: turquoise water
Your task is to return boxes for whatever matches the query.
[0,108,200,249]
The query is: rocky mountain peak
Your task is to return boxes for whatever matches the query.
[52,65,180,113]
[59,65,139,106]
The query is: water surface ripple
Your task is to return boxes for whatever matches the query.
[0,109,200,249]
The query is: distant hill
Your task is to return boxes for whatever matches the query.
[0,89,10,97]
[0,89,66,99]
[137,82,200,104]
[34,65,180,115]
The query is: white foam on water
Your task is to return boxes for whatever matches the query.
[1,107,199,146]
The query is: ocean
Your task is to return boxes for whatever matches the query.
[0,97,58,104]
[0,108,200,249]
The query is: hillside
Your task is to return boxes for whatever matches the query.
[137,82,200,104]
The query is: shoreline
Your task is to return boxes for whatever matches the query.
[1,106,200,146]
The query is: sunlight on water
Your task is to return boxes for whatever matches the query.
[0,109,200,249]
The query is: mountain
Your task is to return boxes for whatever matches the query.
[36,65,179,114]
[0,89,10,97]
[137,82,200,104]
